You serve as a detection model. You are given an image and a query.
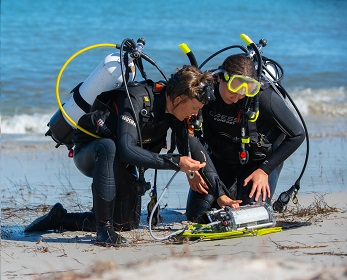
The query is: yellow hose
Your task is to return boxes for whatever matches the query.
[55,43,117,138]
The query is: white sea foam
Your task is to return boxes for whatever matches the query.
[288,87,347,117]
[2,87,346,134]
[2,113,52,134]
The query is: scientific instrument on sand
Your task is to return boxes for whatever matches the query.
[206,202,276,231]
[147,171,281,241]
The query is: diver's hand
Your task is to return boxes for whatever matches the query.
[217,195,242,209]
[186,171,209,194]
[179,156,206,173]
[243,168,270,202]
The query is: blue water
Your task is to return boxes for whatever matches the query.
[1,0,347,133]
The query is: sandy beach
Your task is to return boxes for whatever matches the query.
[1,135,347,279]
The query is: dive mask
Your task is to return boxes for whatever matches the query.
[223,73,261,97]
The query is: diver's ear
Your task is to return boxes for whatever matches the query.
[217,76,222,83]
[173,95,182,106]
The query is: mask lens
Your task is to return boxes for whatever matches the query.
[226,75,261,97]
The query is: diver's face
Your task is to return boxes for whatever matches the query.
[171,95,204,121]
[218,76,245,104]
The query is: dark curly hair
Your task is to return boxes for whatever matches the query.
[166,65,214,101]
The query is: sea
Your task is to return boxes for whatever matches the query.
[1,0,347,214]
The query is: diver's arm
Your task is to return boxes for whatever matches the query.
[117,99,204,172]
[175,121,232,198]
[241,89,305,201]
[258,89,305,175]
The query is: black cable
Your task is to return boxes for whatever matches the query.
[116,42,168,82]
[119,38,144,149]
[199,45,247,69]
[119,38,149,186]
[276,83,310,189]
[261,56,284,84]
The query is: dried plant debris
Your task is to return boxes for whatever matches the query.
[270,240,329,250]
[275,193,341,225]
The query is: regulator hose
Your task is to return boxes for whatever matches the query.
[148,171,182,241]
[56,40,168,140]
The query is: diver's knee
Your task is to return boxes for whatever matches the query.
[94,138,116,155]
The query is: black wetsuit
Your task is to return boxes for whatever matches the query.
[186,86,305,223]
[72,80,224,230]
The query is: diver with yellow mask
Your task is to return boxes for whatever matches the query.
[186,53,305,223]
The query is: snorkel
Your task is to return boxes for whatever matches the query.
[179,43,198,68]
[240,34,263,121]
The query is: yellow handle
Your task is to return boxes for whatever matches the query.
[178,43,191,54]
[240,33,254,46]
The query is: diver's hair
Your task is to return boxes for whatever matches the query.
[166,65,214,101]
[221,54,257,80]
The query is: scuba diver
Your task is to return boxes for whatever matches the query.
[25,64,241,246]
[186,54,305,223]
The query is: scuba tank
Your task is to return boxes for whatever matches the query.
[46,37,165,149]
[46,47,137,149]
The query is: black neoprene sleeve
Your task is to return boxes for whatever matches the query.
[174,121,230,197]
[117,94,180,171]
[258,89,305,174]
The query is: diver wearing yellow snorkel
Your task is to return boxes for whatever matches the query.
[186,53,305,223]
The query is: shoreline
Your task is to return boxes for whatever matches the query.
[1,134,346,210]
